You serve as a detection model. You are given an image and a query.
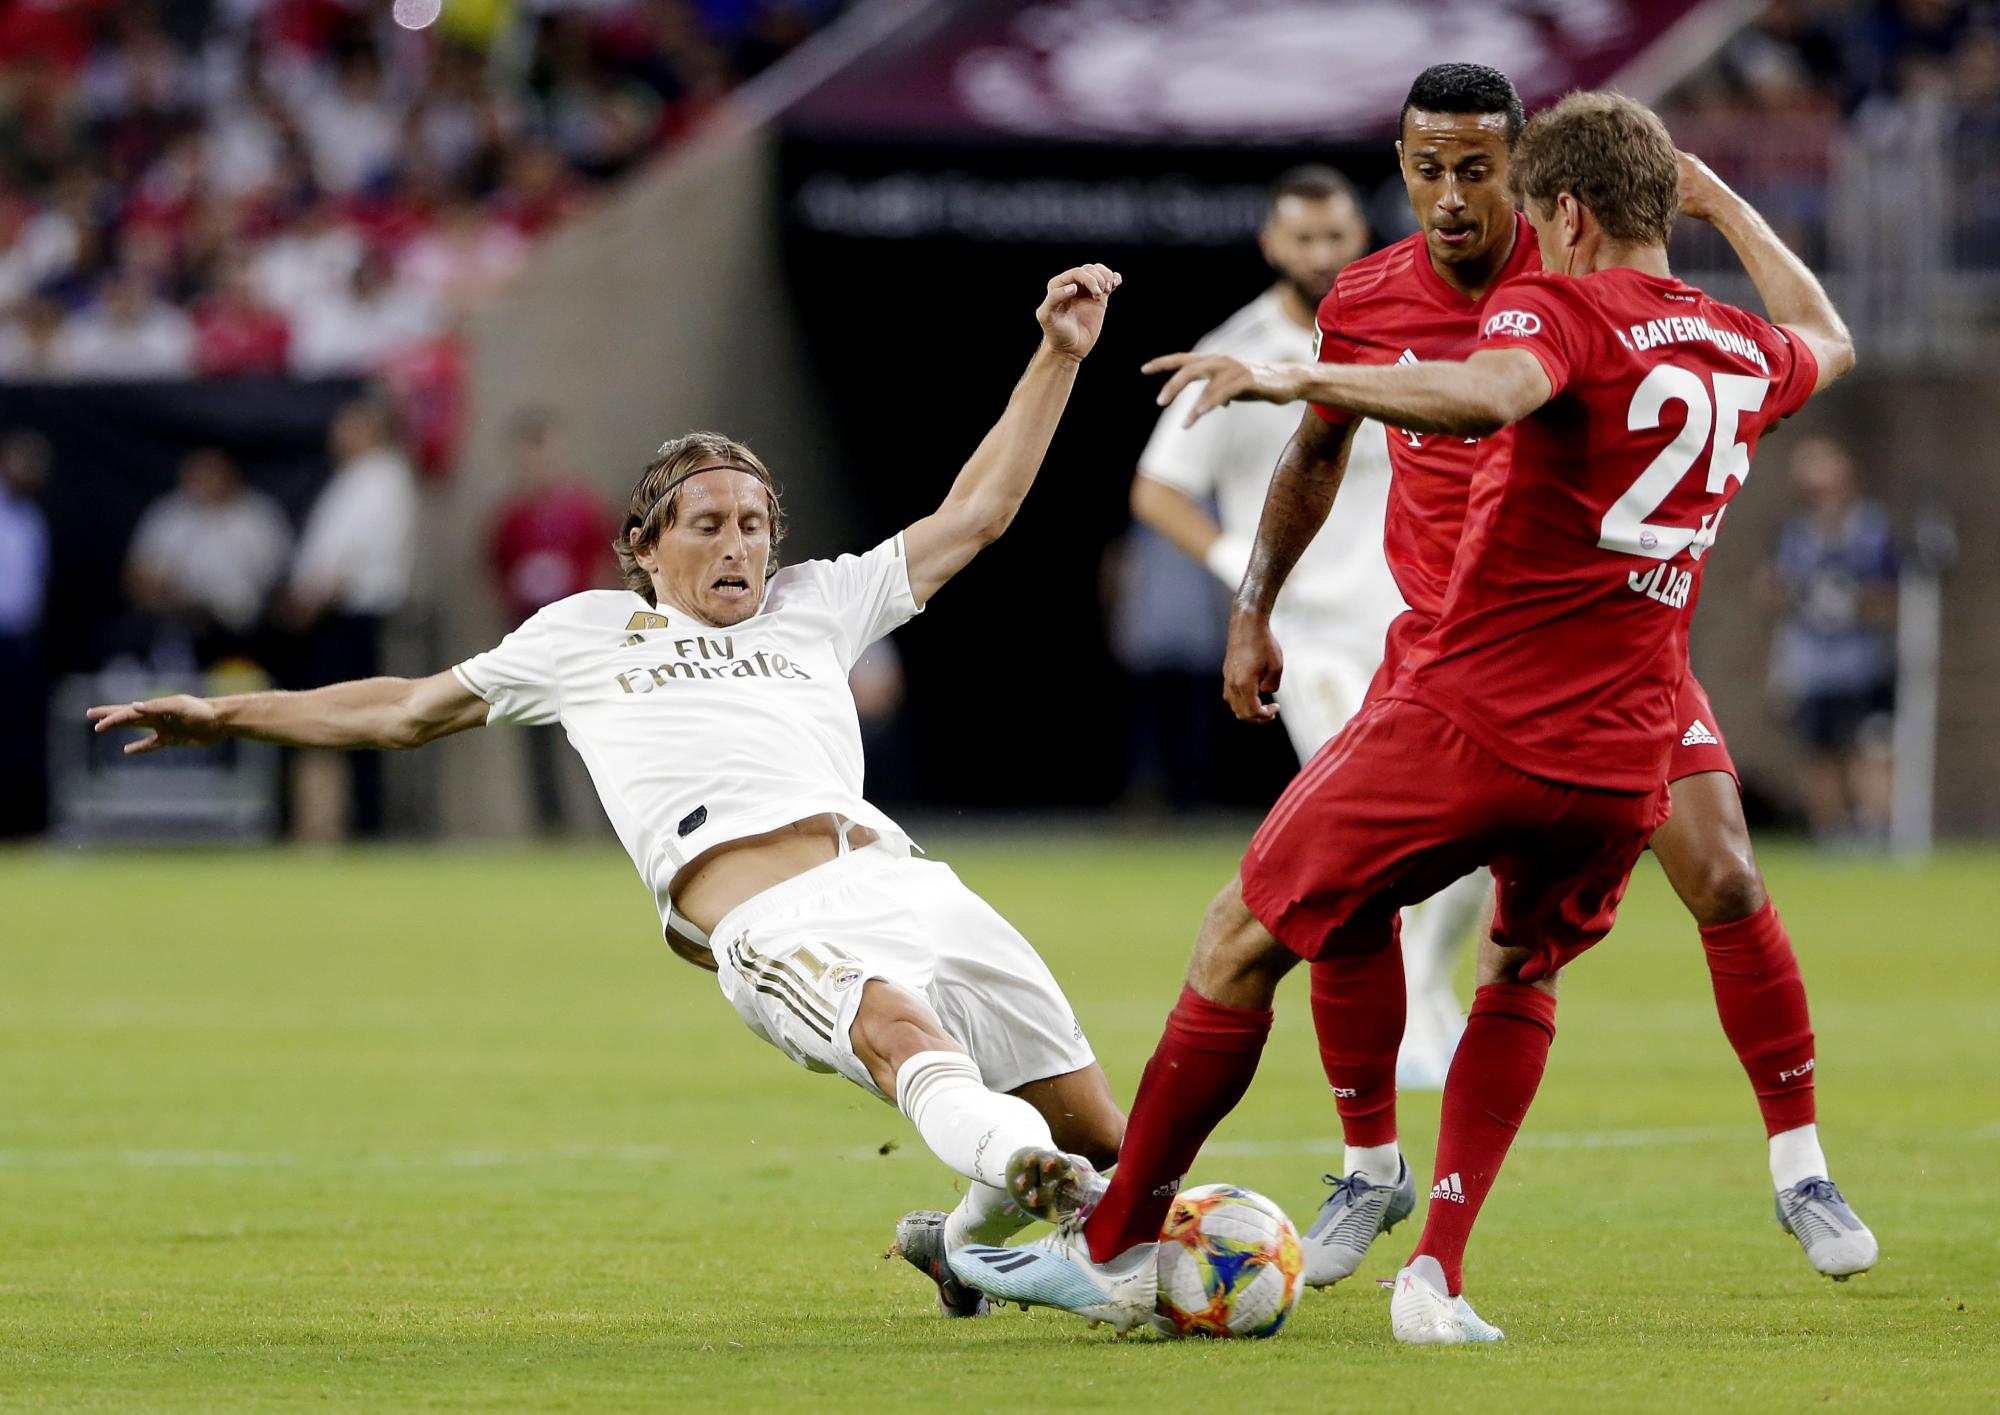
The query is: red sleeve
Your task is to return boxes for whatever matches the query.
[1764,322,1820,421]
[1476,278,1587,399]
[1309,284,1357,427]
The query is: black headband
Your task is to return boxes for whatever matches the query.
[628,462,765,534]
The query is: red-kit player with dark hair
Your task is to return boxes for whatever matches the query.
[949,89,1863,1345]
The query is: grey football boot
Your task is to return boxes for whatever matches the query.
[1775,1177,1878,1279]
[1302,1155,1418,1287]
[892,1210,991,1317]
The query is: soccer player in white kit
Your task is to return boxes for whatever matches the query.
[1130,167,1485,1095]
[88,265,1127,1319]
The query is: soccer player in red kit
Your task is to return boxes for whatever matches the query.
[1222,63,1873,1294]
[949,91,1858,1344]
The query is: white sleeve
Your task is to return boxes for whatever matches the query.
[1135,379,1230,500]
[452,609,561,727]
[801,533,923,672]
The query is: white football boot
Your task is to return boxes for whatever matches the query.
[1390,1255,1505,1345]
[947,1224,1161,1334]
[1776,1177,1879,1279]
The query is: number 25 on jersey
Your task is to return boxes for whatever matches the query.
[1600,365,1771,563]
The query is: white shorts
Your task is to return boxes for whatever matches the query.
[1272,638,1383,764]
[709,839,1096,1100]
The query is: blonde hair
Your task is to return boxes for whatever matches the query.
[613,431,785,604]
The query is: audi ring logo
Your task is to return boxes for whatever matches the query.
[1484,309,1543,337]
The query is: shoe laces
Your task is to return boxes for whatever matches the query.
[1791,1177,1844,1206]
[1321,1170,1375,1202]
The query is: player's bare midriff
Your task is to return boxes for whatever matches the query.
[669,812,880,948]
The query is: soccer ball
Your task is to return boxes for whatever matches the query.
[1154,1183,1304,1338]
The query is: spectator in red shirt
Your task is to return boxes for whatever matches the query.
[488,406,612,832]
[192,246,290,376]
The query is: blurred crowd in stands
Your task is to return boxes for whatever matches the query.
[1664,0,2000,266]
[0,0,847,381]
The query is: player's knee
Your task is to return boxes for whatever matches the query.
[1188,878,1293,1007]
[1687,847,1767,927]
[853,981,961,1080]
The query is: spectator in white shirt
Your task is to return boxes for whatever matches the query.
[249,202,364,321]
[397,192,530,307]
[124,447,293,661]
[294,50,404,194]
[49,270,195,380]
[288,250,441,377]
[279,396,419,840]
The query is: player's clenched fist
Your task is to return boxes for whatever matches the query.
[1674,151,1741,225]
[1142,352,1309,428]
[1036,264,1121,360]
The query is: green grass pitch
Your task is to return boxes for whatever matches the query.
[3,835,1995,1410]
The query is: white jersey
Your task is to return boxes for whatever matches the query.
[453,535,921,939]
[1138,289,1406,660]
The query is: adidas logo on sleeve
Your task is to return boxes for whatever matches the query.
[1430,1172,1467,1204]
[1682,719,1720,747]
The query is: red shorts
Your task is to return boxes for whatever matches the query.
[1667,673,1738,785]
[1240,698,1670,982]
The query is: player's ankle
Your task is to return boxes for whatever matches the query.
[1769,1123,1828,1191]
[1344,1141,1401,1187]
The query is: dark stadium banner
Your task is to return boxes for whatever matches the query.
[0,378,361,676]
[786,0,1742,145]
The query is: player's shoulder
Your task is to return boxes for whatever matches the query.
[1195,291,1289,353]
[765,540,892,607]
[1485,268,1576,303]
[527,589,657,631]
[1328,233,1426,311]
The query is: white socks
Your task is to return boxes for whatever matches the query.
[895,1049,1053,1190]
[1769,1123,1829,1191]
[1346,1142,1403,1187]
[944,1182,1035,1251]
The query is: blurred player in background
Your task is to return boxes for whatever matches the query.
[1157,64,1870,1293]
[955,91,1863,1344]
[1131,166,1485,1114]
[487,407,615,836]
[90,266,1130,1321]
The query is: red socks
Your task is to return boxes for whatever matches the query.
[1310,949,1404,1147]
[1700,900,1817,1135]
[1411,982,1557,1295]
[1084,986,1272,1262]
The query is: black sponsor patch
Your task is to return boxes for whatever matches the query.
[677,805,707,837]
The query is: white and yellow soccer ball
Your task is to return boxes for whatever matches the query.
[1154,1183,1305,1338]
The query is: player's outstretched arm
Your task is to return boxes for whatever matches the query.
[903,264,1119,606]
[1144,348,1551,438]
[86,670,488,755]
[1677,152,1855,393]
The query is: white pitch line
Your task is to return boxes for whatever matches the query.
[0,1124,1811,1173]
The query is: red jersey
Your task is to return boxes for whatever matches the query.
[490,484,614,624]
[1390,268,1819,792]
[1312,213,1540,620]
